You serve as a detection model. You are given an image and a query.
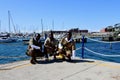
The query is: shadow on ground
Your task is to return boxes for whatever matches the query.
[37,59,95,64]
[66,59,95,63]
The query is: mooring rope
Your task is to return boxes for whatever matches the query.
[85,36,120,43]
[85,47,120,57]
[0,56,27,59]
[75,47,82,51]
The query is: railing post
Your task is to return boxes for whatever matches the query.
[81,35,85,59]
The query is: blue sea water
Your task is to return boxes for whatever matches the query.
[0,42,29,64]
[0,38,120,64]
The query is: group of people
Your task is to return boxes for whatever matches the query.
[26,31,76,64]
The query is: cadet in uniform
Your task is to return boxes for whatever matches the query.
[44,31,58,60]
[58,31,76,61]
[27,33,43,64]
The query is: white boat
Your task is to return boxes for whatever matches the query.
[0,37,16,43]
[0,33,17,43]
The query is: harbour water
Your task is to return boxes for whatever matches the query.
[0,41,29,64]
[0,38,120,64]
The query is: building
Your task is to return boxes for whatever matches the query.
[100,28,107,32]
[69,28,88,33]
[52,28,88,34]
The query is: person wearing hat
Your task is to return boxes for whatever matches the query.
[27,33,43,64]
[44,31,58,60]
[58,31,76,61]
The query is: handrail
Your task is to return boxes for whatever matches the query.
[75,47,82,51]
[0,56,27,59]
[85,36,120,43]
[85,47,120,57]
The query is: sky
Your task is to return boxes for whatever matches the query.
[0,0,120,33]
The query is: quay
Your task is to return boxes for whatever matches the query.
[0,58,120,80]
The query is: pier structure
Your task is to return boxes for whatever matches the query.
[0,58,120,80]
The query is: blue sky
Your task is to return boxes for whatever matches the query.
[0,0,120,33]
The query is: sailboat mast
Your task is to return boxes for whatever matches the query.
[10,13,16,33]
[8,11,16,33]
[41,19,43,36]
[8,10,11,33]
[52,20,54,31]
[0,20,1,32]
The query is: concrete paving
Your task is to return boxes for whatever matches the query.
[0,58,120,80]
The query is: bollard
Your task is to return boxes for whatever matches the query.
[81,35,85,59]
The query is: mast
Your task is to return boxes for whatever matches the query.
[8,10,11,33]
[0,20,1,32]
[62,22,65,30]
[41,19,43,36]
[8,10,16,33]
[10,13,16,33]
[52,20,54,31]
